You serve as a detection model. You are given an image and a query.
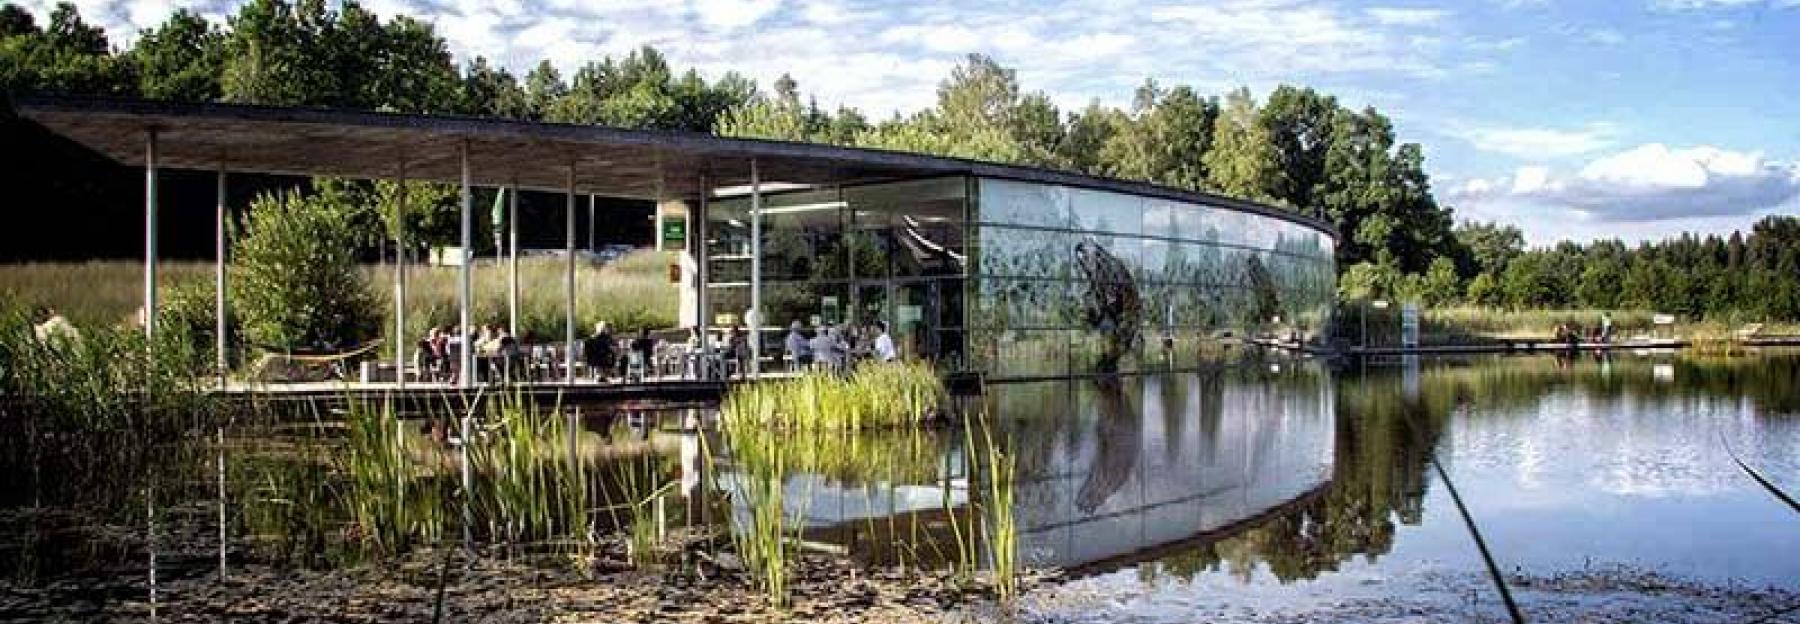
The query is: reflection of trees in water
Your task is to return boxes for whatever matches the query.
[1076,374,1141,513]
[1140,367,1443,584]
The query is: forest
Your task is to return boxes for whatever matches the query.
[3,0,1797,321]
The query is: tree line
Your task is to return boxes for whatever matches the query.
[4,0,1796,321]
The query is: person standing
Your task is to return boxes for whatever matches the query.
[587,321,615,382]
[873,321,898,363]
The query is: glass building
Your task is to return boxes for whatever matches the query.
[700,176,1336,380]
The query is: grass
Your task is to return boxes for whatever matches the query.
[0,300,216,435]
[1353,305,1800,348]
[711,419,808,609]
[968,414,1018,602]
[0,250,678,355]
[718,360,947,431]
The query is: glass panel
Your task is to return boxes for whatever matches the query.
[1069,187,1143,238]
[994,329,1069,378]
[976,178,1072,228]
[975,225,1072,280]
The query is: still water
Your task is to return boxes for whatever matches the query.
[1,351,1796,621]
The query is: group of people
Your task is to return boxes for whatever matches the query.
[416,323,522,381]
[783,319,897,373]
[1552,312,1614,348]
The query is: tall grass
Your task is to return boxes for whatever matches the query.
[342,397,447,554]
[0,300,215,435]
[0,251,678,357]
[464,392,591,548]
[718,360,946,430]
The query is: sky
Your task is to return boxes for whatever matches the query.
[16,0,1800,246]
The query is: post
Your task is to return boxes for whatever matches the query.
[458,141,474,388]
[696,174,710,339]
[587,194,596,252]
[214,168,228,379]
[565,165,578,383]
[508,185,520,336]
[749,159,762,378]
[394,162,409,388]
[144,129,158,345]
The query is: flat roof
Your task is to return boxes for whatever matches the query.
[7,95,1335,237]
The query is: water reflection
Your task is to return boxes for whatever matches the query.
[8,352,1800,619]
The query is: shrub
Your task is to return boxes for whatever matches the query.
[232,188,381,350]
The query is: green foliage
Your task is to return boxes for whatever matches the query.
[1454,221,1525,278]
[1203,88,1279,203]
[232,187,381,349]
[0,2,136,95]
[0,299,215,434]
[129,9,224,101]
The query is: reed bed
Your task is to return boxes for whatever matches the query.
[341,398,447,555]
[718,360,946,430]
[0,301,216,435]
[464,392,591,548]
[968,414,1019,601]
[710,420,809,608]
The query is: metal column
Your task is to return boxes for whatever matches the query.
[144,129,158,344]
[507,186,519,336]
[748,159,762,378]
[214,168,228,378]
[458,141,474,388]
[696,174,709,338]
[394,163,408,389]
[565,165,577,383]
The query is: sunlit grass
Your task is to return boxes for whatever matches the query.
[718,360,946,430]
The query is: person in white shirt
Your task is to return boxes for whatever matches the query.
[873,321,897,363]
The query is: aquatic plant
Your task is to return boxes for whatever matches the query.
[718,360,946,430]
[601,454,675,568]
[465,391,591,548]
[970,414,1019,601]
[342,396,447,554]
[712,411,817,609]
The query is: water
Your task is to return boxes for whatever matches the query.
[1,351,1797,621]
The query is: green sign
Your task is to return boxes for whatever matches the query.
[661,216,686,245]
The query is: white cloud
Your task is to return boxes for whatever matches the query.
[1365,7,1450,26]
[1449,144,1800,222]
[1455,122,1619,158]
[690,0,783,31]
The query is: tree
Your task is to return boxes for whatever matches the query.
[0,2,136,95]
[460,56,529,118]
[231,185,381,349]
[1466,272,1501,307]
[1103,81,1217,190]
[1203,87,1279,203]
[1258,85,1336,211]
[522,60,565,120]
[130,9,224,101]
[1418,257,1461,306]
[1454,221,1525,278]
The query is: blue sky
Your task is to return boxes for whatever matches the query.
[21,0,1800,245]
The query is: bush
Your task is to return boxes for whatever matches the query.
[232,188,381,350]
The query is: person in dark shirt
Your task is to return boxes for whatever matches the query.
[630,328,657,378]
[587,321,615,381]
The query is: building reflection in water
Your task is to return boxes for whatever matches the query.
[709,360,1338,572]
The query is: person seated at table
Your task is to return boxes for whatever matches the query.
[587,321,616,382]
[785,321,812,370]
[686,326,704,351]
[811,327,847,374]
[416,327,443,378]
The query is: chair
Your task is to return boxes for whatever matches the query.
[1735,323,1765,341]
[626,351,647,383]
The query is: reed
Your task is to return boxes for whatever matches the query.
[712,408,817,609]
[341,397,447,554]
[601,453,676,568]
[968,413,1019,601]
[718,360,946,430]
[464,391,591,548]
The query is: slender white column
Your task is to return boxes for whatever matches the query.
[587,194,595,252]
[565,165,577,383]
[749,159,762,378]
[394,162,408,389]
[214,168,228,378]
[696,174,709,337]
[458,141,474,388]
[144,129,158,345]
[508,185,519,336]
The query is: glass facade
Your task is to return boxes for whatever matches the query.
[702,175,1336,379]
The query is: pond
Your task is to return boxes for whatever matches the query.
[0,351,1796,622]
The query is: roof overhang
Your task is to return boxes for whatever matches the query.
[6,95,1337,238]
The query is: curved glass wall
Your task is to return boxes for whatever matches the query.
[702,175,1335,378]
[969,178,1336,378]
